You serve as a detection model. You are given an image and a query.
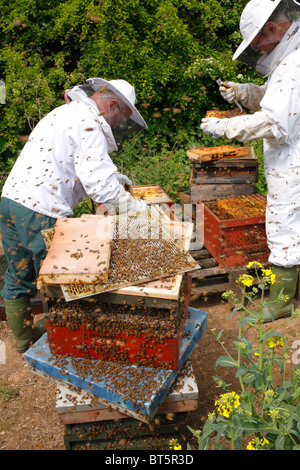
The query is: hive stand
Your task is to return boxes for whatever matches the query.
[189,248,271,302]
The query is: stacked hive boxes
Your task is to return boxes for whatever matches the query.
[25,191,208,450]
[187,145,269,268]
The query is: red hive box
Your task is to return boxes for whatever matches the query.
[44,274,192,370]
[203,194,270,268]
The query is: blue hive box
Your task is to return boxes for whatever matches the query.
[24,307,207,423]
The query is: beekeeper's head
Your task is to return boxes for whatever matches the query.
[233,0,300,75]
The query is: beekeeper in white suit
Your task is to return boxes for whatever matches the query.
[201,0,300,322]
[0,77,148,352]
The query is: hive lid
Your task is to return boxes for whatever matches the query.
[187,145,254,163]
[38,216,113,285]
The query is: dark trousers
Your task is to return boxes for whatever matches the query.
[0,197,56,300]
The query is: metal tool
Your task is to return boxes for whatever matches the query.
[216,79,243,113]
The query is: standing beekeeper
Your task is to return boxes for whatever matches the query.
[0,77,148,352]
[201,0,300,322]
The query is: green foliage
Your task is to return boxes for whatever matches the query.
[0,383,21,402]
[188,264,300,450]
[0,0,264,198]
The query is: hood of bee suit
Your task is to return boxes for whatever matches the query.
[85,78,148,130]
[233,0,282,62]
[256,17,300,76]
[232,0,300,77]
[65,85,118,152]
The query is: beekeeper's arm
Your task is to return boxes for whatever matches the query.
[219,81,268,111]
[74,119,148,214]
[201,111,274,142]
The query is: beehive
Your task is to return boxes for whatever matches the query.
[44,281,190,370]
[56,360,198,424]
[63,412,188,450]
[217,194,266,219]
[203,194,269,268]
[98,184,174,217]
[188,145,258,203]
[24,307,208,423]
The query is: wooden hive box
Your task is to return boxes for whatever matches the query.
[24,308,208,423]
[56,360,198,424]
[202,194,269,268]
[63,412,188,450]
[132,184,174,206]
[43,278,191,370]
[187,145,258,203]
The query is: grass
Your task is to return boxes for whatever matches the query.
[0,383,21,403]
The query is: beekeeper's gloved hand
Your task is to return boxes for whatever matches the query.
[116,172,133,194]
[100,185,149,215]
[200,117,226,139]
[219,81,242,104]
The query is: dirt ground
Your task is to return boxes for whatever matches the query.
[0,292,299,451]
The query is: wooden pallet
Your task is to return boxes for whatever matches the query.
[189,247,271,302]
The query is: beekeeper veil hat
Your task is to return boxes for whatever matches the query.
[233,0,300,76]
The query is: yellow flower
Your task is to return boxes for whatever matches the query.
[261,268,276,285]
[268,408,280,420]
[169,438,182,450]
[215,391,240,418]
[237,274,254,287]
[222,290,235,300]
[265,389,276,403]
[267,337,284,349]
[247,261,263,269]
[247,437,269,450]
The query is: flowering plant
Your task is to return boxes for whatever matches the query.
[188,262,300,450]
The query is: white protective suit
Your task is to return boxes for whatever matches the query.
[208,45,300,268]
[2,87,147,218]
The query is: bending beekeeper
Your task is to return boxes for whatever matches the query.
[201,0,300,323]
[0,78,148,353]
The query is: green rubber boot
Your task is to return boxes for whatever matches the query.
[252,265,298,323]
[4,296,46,353]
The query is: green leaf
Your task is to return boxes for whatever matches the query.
[216,329,224,341]
[235,366,249,377]
[275,434,285,450]
[215,356,237,368]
